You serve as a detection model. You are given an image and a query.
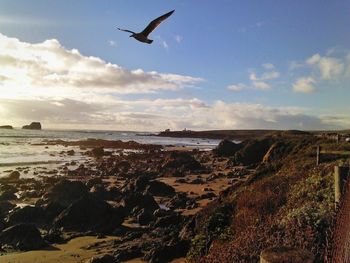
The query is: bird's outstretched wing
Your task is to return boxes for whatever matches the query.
[141,10,175,36]
[117,28,135,34]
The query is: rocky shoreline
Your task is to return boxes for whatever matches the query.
[0,138,251,262]
[1,132,340,262]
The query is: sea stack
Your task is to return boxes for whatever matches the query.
[22,122,42,130]
[0,125,13,129]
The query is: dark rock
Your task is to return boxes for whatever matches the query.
[44,228,64,244]
[6,171,20,180]
[90,184,120,201]
[174,178,187,184]
[91,147,104,158]
[226,167,249,178]
[213,139,242,157]
[154,214,182,228]
[54,194,124,233]
[166,193,189,210]
[22,122,41,130]
[122,193,159,214]
[162,152,202,172]
[137,208,155,225]
[0,218,5,231]
[233,138,274,165]
[0,224,46,251]
[86,254,115,263]
[146,240,189,263]
[67,150,75,156]
[0,189,17,201]
[114,246,143,261]
[199,192,217,199]
[0,201,15,216]
[146,181,175,197]
[127,176,149,192]
[43,201,65,223]
[153,208,172,218]
[0,125,13,129]
[190,178,204,184]
[86,178,103,189]
[41,179,88,207]
[7,206,45,226]
[118,160,131,172]
[262,141,289,163]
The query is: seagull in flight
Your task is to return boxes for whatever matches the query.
[117,10,175,44]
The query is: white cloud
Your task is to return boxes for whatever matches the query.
[289,61,304,71]
[262,63,275,70]
[227,83,247,92]
[250,71,280,81]
[0,33,201,96]
[306,53,344,79]
[175,35,183,43]
[347,52,350,76]
[247,65,279,91]
[252,81,271,90]
[0,98,342,131]
[108,40,117,47]
[161,40,169,50]
[293,77,316,93]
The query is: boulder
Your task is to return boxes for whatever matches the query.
[0,218,5,231]
[90,184,120,201]
[67,150,75,156]
[137,208,155,225]
[154,214,182,228]
[146,240,189,263]
[122,193,159,214]
[114,246,143,261]
[0,223,46,251]
[233,138,274,165]
[22,122,42,130]
[42,179,88,207]
[162,152,202,172]
[145,181,175,197]
[54,194,124,233]
[5,171,20,181]
[0,188,17,201]
[0,201,15,216]
[7,206,45,226]
[166,193,189,210]
[91,147,104,158]
[42,201,65,223]
[213,139,242,157]
[86,178,103,189]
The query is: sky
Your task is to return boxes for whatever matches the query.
[0,0,349,131]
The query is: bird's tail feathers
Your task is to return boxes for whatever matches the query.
[147,39,153,44]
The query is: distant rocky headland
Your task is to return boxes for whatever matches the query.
[157,129,313,140]
[0,125,13,130]
[22,122,42,130]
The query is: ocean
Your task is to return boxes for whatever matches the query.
[0,128,221,178]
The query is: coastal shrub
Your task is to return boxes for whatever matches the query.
[187,206,233,262]
[278,168,334,258]
[186,234,208,261]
